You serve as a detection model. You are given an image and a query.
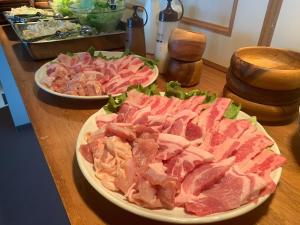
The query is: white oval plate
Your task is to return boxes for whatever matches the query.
[35,51,159,100]
[76,108,282,224]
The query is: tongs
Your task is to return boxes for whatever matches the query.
[11,12,77,23]
[24,25,97,42]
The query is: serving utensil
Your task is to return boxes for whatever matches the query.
[10,12,77,23]
[24,25,96,42]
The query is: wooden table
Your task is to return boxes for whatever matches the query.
[1,25,300,225]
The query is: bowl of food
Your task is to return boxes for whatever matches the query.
[70,0,125,33]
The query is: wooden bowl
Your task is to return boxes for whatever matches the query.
[223,85,299,124]
[230,47,300,90]
[168,28,206,62]
[226,71,300,105]
[166,59,203,87]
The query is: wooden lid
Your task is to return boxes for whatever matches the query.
[230,46,300,90]
[223,85,299,124]
[168,28,206,62]
[226,71,300,105]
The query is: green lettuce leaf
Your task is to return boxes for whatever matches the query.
[224,102,241,119]
[66,51,74,56]
[127,82,159,96]
[104,83,159,113]
[87,46,96,57]
[165,81,186,99]
[138,56,158,69]
[104,93,127,113]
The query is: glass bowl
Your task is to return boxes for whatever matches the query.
[70,3,125,33]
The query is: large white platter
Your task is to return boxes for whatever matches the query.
[35,51,159,100]
[76,106,282,224]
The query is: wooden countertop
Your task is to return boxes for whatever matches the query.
[1,25,300,225]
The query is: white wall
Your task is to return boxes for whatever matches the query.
[180,0,269,67]
[184,0,234,26]
[126,0,270,67]
[271,0,300,52]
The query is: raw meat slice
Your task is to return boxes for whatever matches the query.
[105,123,136,142]
[43,53,156,96]
[144,162,178,209]
[94,136,132,191]
[156,133,190,160]
[95,113,117,128]
[185,121,202,141]
[197,98,231,134]
[166,147,214,182]
[234,133,274,164]
[115,159,137,194]
[132,138,159,170]
[130,178,163,209]
[176,157,235,205]
[185,168,251,216]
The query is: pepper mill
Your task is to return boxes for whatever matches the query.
[126,5,148,57]
[166,28,207,87]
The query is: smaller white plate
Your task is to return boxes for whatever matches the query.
[76,106,282,224]
[35,51,159,100]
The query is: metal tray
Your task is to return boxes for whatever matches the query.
[3,10,55,24]
[11,22,126,60]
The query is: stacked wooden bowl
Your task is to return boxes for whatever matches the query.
[224,46,300,123]
[166,28,206,87]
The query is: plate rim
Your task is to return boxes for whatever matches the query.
[75,105,282,224]
[34,51,159,100]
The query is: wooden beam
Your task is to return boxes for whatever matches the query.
[258,0,283,46]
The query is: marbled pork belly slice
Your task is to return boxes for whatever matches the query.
[116,57,145,78]
[118,55,136,70]
[152,96,182,115]
[196,119,252,161]
[184,168,251,216]
[101,75,130,94]
[59,52,93,72]
[116,103,140,123]
[110,76,153,95]
[179,95,206,112]
[237,149,286,196]
[92,57,106,72]
[167,110,198,136]
[166,146,214,182]
[197,98,231,138]
[156,133,190,160]
[245,149,286,174]
[127,56,146,74]
[115,104,151,125]
[175,157,235,205]
[104,67,155,95]
[233,132,274,165]
[125,89,152,108]
[94,136,132,191]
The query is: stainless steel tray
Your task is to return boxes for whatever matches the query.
[3,10,55,24]
[11,22,126,60]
